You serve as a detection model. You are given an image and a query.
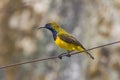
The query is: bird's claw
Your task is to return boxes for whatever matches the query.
[58,52,72,59]
[58,55,63,59]
[66,53,71,57]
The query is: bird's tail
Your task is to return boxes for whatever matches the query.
[85,51,94,60]
[77,46,94,59]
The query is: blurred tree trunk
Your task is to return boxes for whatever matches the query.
[0,0,28,80]
[0,0,21,80]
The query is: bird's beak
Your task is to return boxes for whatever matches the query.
[33,26,46,30]
[37,27,46,29]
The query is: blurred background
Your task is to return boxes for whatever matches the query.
[0,0,120,80]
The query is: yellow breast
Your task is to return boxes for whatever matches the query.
[55,36,83,51]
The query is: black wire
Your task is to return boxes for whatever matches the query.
[0,40,120,69]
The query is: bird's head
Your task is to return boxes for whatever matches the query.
[38,22,61,33]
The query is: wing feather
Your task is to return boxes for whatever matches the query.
[58,33,94,59]
[58,34,83,47]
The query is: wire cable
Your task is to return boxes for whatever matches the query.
[0,40,120,69]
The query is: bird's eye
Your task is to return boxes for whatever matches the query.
[45,23,52,29]
[45,24,49,27]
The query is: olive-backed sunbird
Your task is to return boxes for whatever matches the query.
[38,22,94,59]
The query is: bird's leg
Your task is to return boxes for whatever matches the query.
[58,51,73,59]
[65,51,72,57]
[58,52,65,59]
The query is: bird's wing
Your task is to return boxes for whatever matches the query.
[58,33,95,59]
[58,33,83,47]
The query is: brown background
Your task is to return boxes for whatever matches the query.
[0,0,120,80]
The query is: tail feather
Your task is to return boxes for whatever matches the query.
[86,51,94,60]
[77,47,94,60]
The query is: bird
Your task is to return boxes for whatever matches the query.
[37,22,94,59]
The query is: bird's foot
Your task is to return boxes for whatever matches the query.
[58,52,66,59]
[58,55,63,59]
[58,51,73,59]
[66,53,71,57]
